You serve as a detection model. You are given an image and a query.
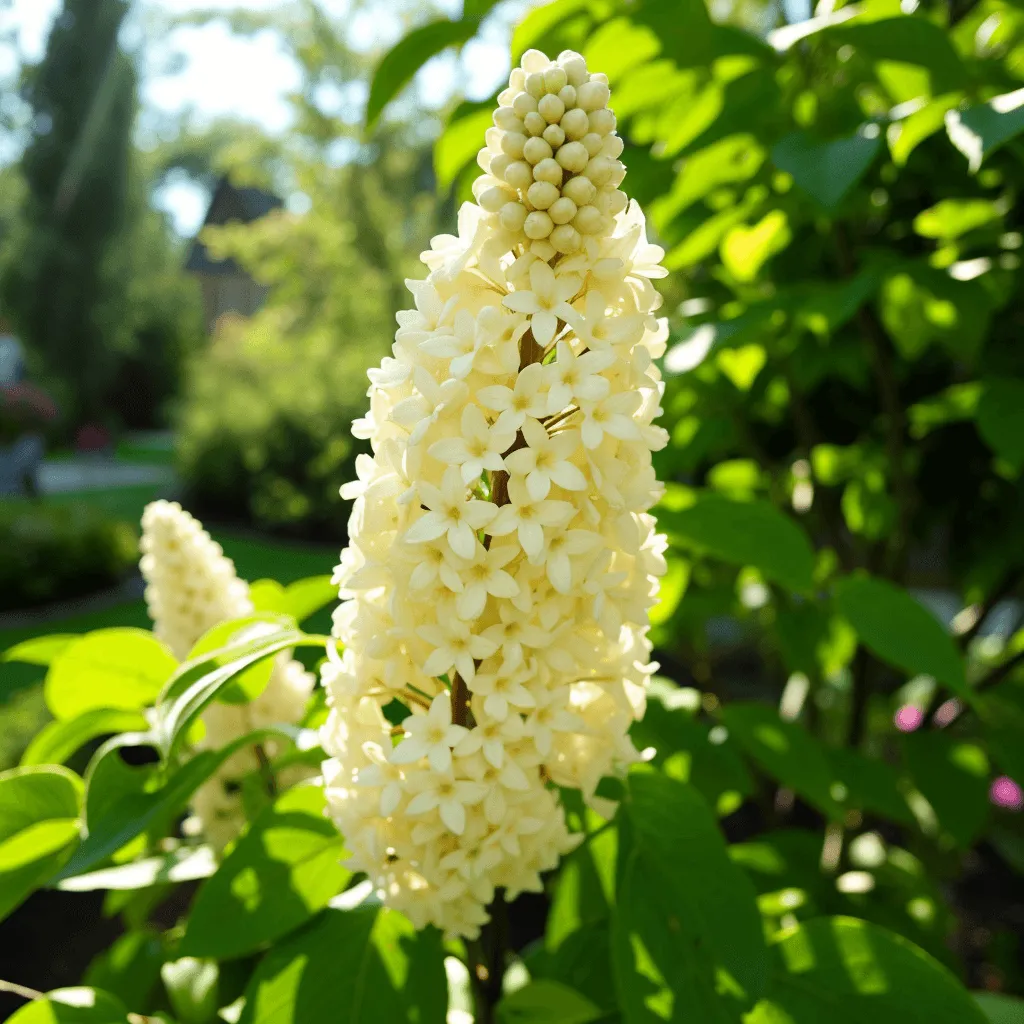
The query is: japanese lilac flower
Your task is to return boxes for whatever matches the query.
[321,48,668,939]
[140,501,314,850]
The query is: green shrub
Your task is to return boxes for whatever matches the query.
[176,311,375,540]
[0,501,138,611]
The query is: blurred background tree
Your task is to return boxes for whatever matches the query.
[3,0,137,426]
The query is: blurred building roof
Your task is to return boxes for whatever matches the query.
[185,177,283,276]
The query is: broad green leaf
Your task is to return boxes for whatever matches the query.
[155,629,325,758]
[497,980,601,1024]
[365,19,477,130]
[749,917,987,1023]
[62,728,291,879]
[974,992,1024,1023]
[947,87,1024,172]
[22,709,149,767]
[45,629,177,720]
[281,576,338,623]
[182,785,348,959]
[239,904,446,1024]
[187,614,295,705]
[612,770,768,1021]
[0,765,82,923]
[6,988,129,1024]
[249,579,287,612]
[888,94,959,166]
[913,198,1003,240]
[832,18,965,93]
[721,211,791,282]
[652,135,765,223]
[658,491,815,592]
[976,378,1024,472]
[772,129,882,208]
[631,689,753,814]
[828,747,914,825]
[511,0,599,62]
[833,575,967,696]
[3,634,77,667]
[584,15,660,85]
[162,958,219,1024]
[542,812,619,1011]
[59,844,216,892]
[717,344,767,391]
[84,928,165,1014]
[436,107,493,190]
[900,732,989,847]
[718,703,844,818]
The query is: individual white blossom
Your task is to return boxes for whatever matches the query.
[140,501,314,850]
[321,48,668,939]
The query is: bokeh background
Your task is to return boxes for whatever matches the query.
[1,0,1024,1015]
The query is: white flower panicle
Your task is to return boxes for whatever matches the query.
[140,500,315,850]
[321,48,669,940]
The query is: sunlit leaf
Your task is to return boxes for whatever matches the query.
[834,575,967,697]
[182,785,349,960]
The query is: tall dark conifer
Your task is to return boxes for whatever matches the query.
[5,0,136,423]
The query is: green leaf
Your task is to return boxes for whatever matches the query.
[888,94,959,166]
[239,904,447,1024]
[772,129,882,208]
[718,703,844,818]
[541,806,618,1010]
[900,732,990,847]
[974,992,1024,1023]
[497,980,601,1024]
[187,615,295,706]
[749,917,987,1023]
[45,629,177,720]
[162,958,219,1024]
[84,928,165,1014]
[280,577,338,623]
[721,211,791,282]
[21,709,149,767]
[947,86,1024,172]
[832,18,965,93]
[511,0,597,62]
[612,770,768,1021]
[0,765,82,923]
[913,198,1003,240]
[182,785,348,960]
[834,575,967,696]
[6,988,130,1024]
[658,492,815,592]
[155,629,324,758]
[436,107,494,190]
[3,634,77,667]
[62,728,291,879]
[365,19,477,130]
[976,378,1024,472]
[59,845,216,892]
[828,747,914,825]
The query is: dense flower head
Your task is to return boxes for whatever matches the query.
[140,500,314,849]
[321,48,669,939]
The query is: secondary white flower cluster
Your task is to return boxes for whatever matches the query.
[321,48,668,940]
[140,500,314,850]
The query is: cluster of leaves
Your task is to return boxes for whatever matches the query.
[0,595,1017,1023]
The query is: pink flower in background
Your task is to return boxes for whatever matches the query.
[895,705,924,732]
[990,776,1023,812]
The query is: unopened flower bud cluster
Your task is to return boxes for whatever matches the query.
[473,50,627,262]
[141,500,314,849]
[321,48,669,939]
